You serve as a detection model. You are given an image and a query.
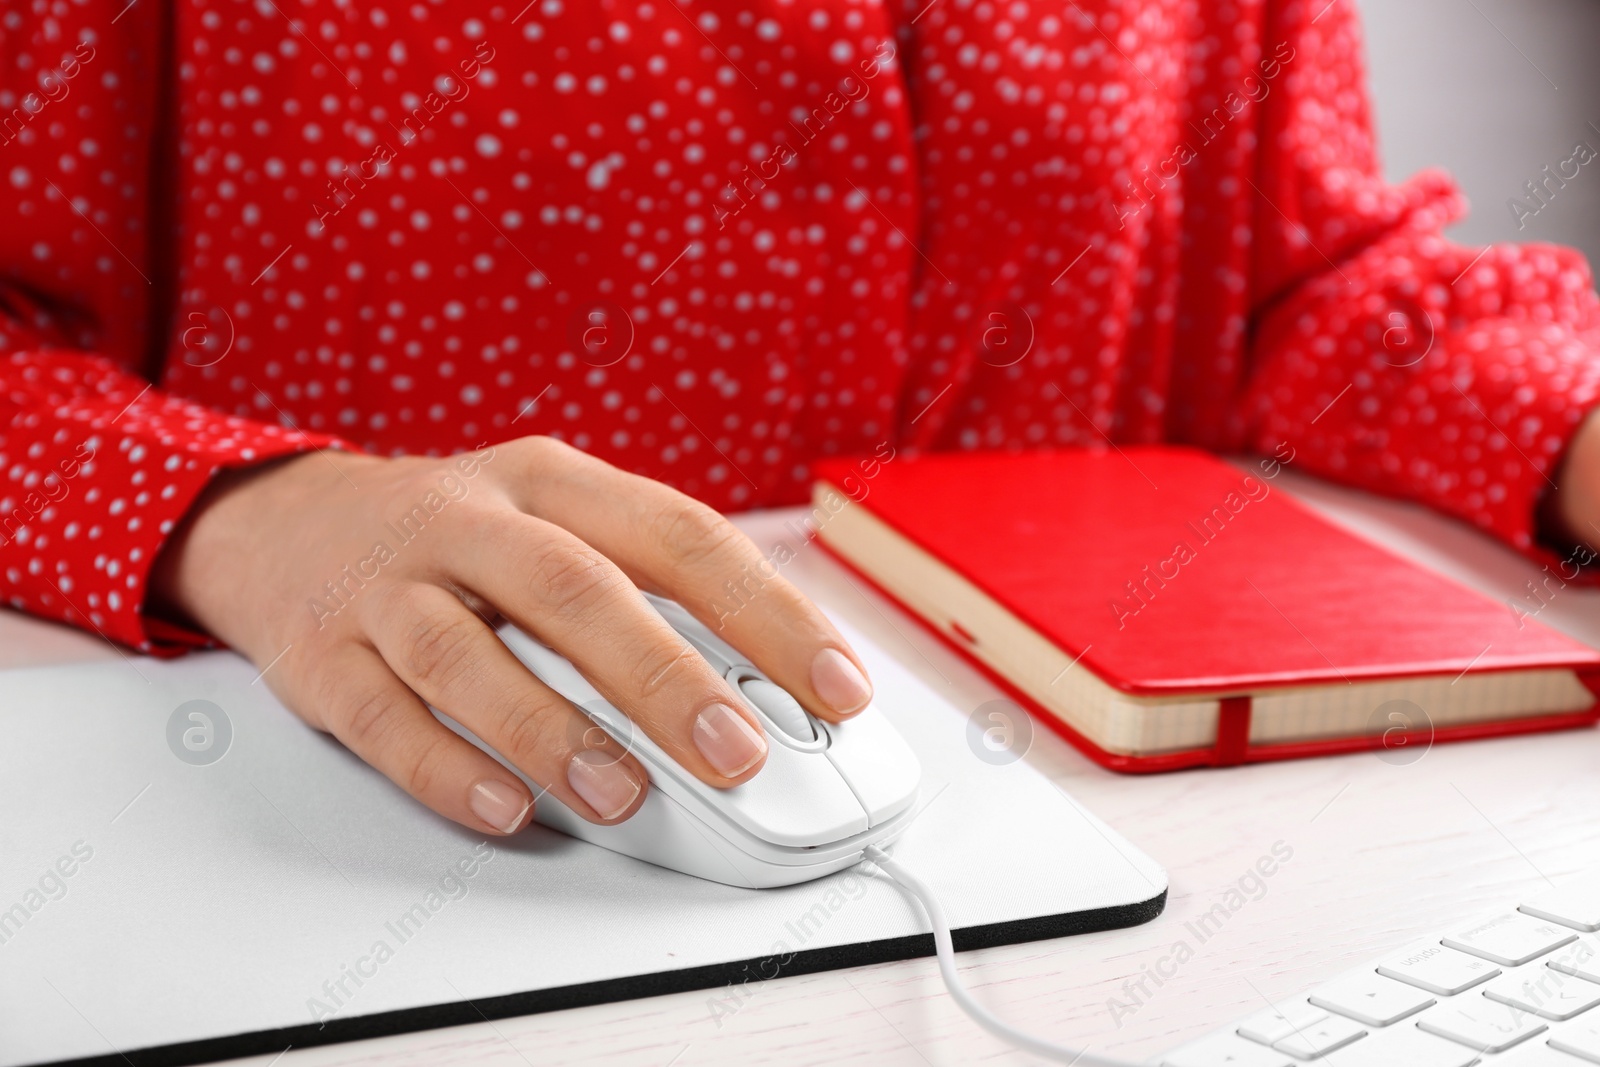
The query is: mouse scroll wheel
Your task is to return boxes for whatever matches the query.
[737,677,816,741]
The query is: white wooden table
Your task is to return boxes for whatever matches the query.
[7,468,1600,1067]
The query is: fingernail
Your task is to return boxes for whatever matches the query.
[811,648,873,715]
[693,702,767,778]
[567,750,644,820]
[469,779,533,834]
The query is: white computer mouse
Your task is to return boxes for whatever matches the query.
[433,593,922,888]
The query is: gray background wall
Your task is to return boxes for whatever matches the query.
[1357,0,1600,268]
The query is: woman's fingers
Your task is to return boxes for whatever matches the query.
[363,581,650,822]
[297,643,537,835]
[164,436,880,837]
[503,439,873,722]
[449,510,770,788]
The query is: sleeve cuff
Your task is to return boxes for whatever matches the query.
[2,352,344,653]
[1245,236,1600,566]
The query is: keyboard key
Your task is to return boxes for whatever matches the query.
[1497,1039,1596,1065]
[1378,941,1501,995]
[1237,1002,1326,1046]
[1329,1024,1482,1067]
[1310,970,1436,1026]
[1162,1031,1297,1067]
[1271,1013,1366,1058]
[1523,875,1600,932]
[1548,938,1600,983]
[1443,914,1577,967]
[1549,1018,1600,1063]
[1485,967,1600,1020]
[1418,996,1548,1053]
[1154,870,1600,1067]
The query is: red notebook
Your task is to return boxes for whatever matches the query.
[811,447,1600,772]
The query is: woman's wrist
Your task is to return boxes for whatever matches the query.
[1549,408,1600,551]
[146,451,341,641]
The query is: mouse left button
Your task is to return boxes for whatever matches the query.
[642,593,748,672]
[496,623,605,706]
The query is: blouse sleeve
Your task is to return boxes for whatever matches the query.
[1236,0,1600,562]
[1,12,335,653]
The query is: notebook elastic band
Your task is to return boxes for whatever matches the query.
[1213,695,1252,766]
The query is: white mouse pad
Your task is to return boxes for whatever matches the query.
[0,620,1166,1067]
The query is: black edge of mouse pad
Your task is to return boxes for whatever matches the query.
[29,890,1166,1067]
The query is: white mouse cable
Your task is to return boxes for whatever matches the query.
[862,845,1143,1067]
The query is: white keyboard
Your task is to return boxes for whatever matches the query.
[1159,872,1600,1066]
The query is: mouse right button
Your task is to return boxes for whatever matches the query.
[820,707,921,825]
[708,743,868,846]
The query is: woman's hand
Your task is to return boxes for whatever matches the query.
[1552,410,1600,549]
[148,437,874,835]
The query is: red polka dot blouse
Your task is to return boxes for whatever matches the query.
[3,0,1598,652]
